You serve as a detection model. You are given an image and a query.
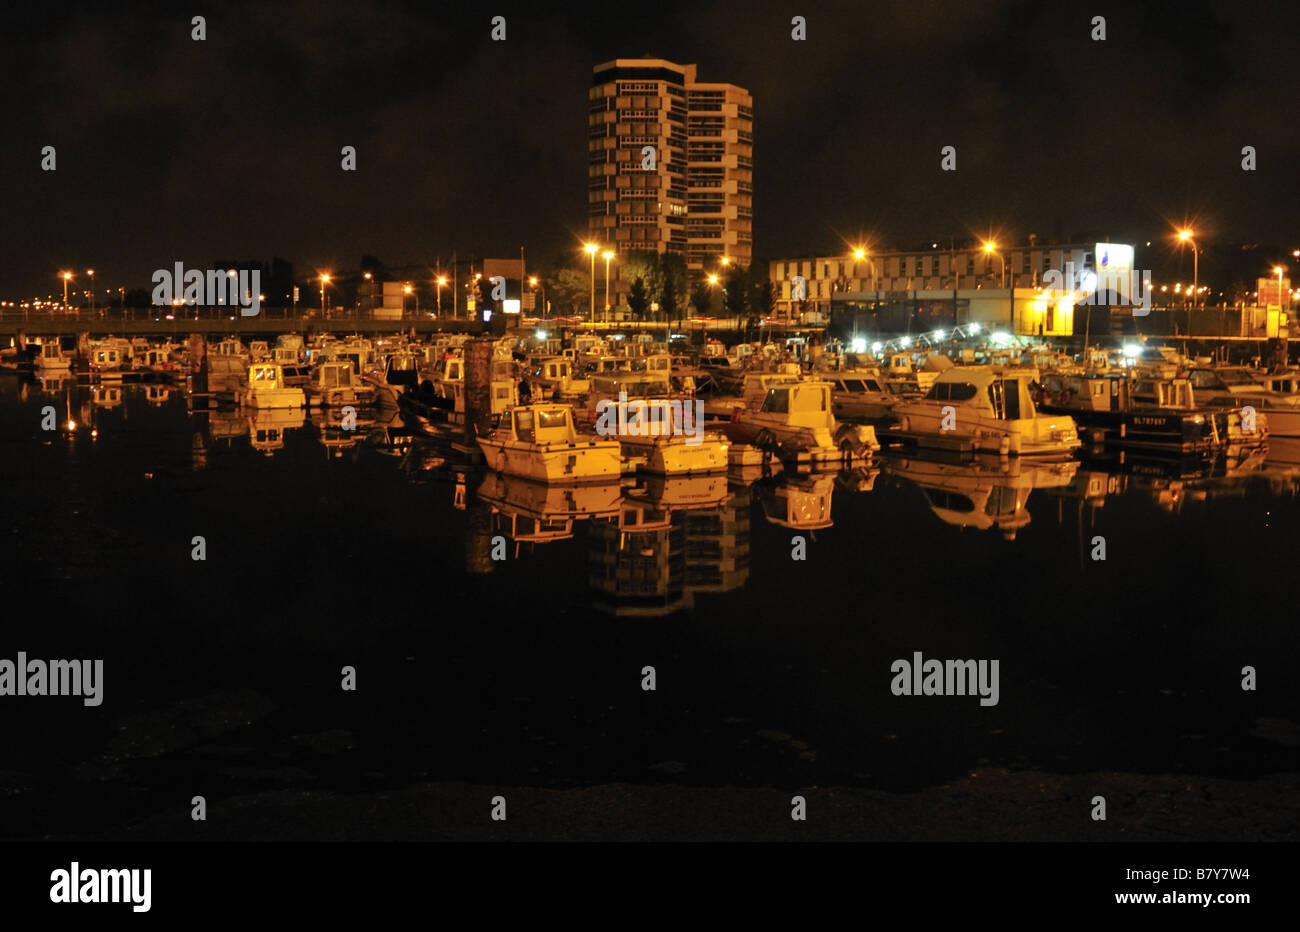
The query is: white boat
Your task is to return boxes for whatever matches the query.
[527,356,590,400]
[365,351,420,404]
[35,340,72,371]
[597,396,729,476]
[893,365,1081,456]
[476,404,623,483]
[89,338,132,379]
[728,379,879,461]
[236,363,306,409]
[1190,367,1300,439]
[305,360,362,407]
[827,369,900,421]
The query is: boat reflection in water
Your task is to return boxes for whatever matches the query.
[588,475,749,617]
[478,470,624,549]
[309,406,376,458]
[247,406,306,456]
[885,450,1079,539]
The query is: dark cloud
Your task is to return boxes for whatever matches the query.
[1,0,1297,298]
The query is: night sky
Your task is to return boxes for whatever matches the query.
[3,0,1297,298]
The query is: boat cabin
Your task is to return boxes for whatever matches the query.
[506,405,580,445]
[249,363,289,391]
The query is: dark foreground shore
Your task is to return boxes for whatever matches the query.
[28,769,1297,842]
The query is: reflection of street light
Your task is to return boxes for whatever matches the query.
[602,251,614,322]
[983,242,1005,287]
[584,243,598,320]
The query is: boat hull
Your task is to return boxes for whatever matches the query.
[477,437,623,484]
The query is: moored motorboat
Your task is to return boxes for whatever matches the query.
[476,404,622,483]
[893,365,1080,456]
[237,362,306,409]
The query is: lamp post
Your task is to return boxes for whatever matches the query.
[437,277,446,317]
[584,243,598,321]
[529,276,546,321]
[86,269,95,316]
[603,251,614,323]
[1178,230,1197,336]
[1178,230,1198,304]
[61,272,71,312]
[320,274,330,318]
[983,242,1005,288]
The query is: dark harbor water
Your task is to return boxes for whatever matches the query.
[2,377,1297,840]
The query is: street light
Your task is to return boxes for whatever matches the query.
[983,242,1005,288]
[1178,230,1198,307]
[584,243,598,320]
[602,251,614,323]
[852,247,878,290]
[436,276,446,317]
[87,269,95,315]
[529,276,545,321]
[320,273,331,317]
[61,272,72,310]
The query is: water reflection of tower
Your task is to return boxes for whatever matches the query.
[587,481,750,616]
[587,505,687,617]
[682,489,750,595]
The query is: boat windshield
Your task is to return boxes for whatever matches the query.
[536,409,570,430]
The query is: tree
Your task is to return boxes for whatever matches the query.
[724,264,748,321]
[690,279,714,316]
[660,253,687,318]
[627,277,649,319]
[749,262,775,322]
[622,250,663,306]
[547,268,591,317]
[659,277,678,324]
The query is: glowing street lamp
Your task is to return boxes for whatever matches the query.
[320,273,331,315]
[86,269,95,315]
[602,250,614,322]
[584,243,599,320]
[983,242,1005,288]
[436,276,447,317]
[1178,230,1198,308]
[61,272,72,309]
[852,247,877,290]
